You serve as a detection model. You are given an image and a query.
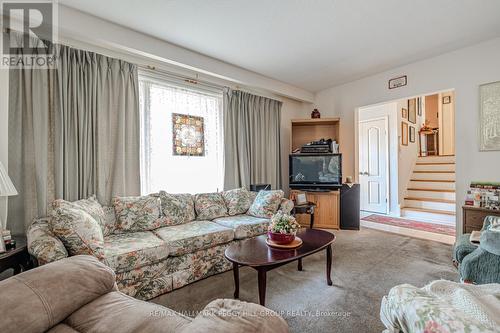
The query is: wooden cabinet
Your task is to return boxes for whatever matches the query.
[462,205,500,234]
[291,190,339,229]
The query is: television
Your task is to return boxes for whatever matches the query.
[289,154,342,189]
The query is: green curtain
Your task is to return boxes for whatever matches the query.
[8,37,140,234]
[223,89,282,190]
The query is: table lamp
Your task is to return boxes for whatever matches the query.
[0,161,17,229]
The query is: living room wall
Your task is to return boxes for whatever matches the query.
[314,37,500,233]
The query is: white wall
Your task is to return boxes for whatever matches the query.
[358,102,400,216]
[315,37,500,233]
[0,69,8,227]
[397,98,423,204]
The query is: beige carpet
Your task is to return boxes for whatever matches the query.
[152,228,459,333]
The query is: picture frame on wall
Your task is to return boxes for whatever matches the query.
[443,96,451,104]
[408,98,417,124]
[417,97,422,116]
[401,122,408,146]
[479,81,500,151]
[409,126,415,143]
[401,108,408,120]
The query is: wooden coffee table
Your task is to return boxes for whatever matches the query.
[224,228,335,306]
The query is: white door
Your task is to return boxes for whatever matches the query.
[359,118,388,213]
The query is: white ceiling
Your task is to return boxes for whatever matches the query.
[60,0,500,92]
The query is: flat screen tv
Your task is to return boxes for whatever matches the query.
[289,154,342,189]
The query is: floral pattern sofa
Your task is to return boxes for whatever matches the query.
[27,188,293,301]
[380,280,500,333]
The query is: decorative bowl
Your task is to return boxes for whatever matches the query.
[267,231,295,245]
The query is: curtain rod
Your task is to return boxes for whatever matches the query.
[140,65,230,91]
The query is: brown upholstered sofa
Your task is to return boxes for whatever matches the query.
[1,255,289,333]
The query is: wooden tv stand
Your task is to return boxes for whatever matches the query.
[290,189,340,229]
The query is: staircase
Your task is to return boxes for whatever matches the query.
[401,155,456,225]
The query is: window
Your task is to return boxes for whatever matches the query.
[139,72,223,194]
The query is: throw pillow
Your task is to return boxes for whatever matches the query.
[52,196,110,235]
[194,192,228,220]
[159,191,196,225]
[222,188,252,216]
[112,195,162,232]
[247,190,284,218]
[50,206,105,259]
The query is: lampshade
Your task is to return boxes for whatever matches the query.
[0,161,18,197]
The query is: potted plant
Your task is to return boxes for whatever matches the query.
[268,211,301,245]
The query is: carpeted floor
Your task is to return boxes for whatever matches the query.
[152,228,459,333]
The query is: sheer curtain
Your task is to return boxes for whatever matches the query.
[139,76,224,194]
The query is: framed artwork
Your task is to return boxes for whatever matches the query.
[401,122,408,146]
[409,126,415,143]
[443,96,451,104]
[172,113,205,156]
[479,81,500,151]
[401,108,408,120]
[408,98,417,124]
[388,75,407,89]
[417,97,422,116]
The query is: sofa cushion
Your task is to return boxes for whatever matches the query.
[194,192,228,220]
[181,299,289,333]
[103,231,169,273]
[212,215,270,239]
[153,221,234,256]
[65,291,191,333]
[222,188,252,216]
[247,190,284,218]
[52,196,109,235]
[113,195,162,232]
[50,206,105,260]
[159,191,196,225]
[0,255,116,333]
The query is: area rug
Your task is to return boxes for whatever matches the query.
[152,228,458,333]
[361,214,455,236]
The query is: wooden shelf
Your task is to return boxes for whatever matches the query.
[290,118,340,152]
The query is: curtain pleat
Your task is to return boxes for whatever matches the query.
[8,37,140,234]
[223,90,282,190]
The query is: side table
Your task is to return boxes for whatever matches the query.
[292,202,316,229]
[0,236,33,276]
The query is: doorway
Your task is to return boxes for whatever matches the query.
[359,117,389,214]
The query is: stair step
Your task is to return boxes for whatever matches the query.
[404,198,455,211]
[413,170,455,173]
[407,188,455,192]
[416,162,455,165]
[409,180,455,190]
[402,207,455,216]
[411,172,455,181]
[410,179,454,182]
[417,155,455,164]
[407,190,456,201]
[401,207,456,225]
[414,163,455,172]
[404,197,455,204]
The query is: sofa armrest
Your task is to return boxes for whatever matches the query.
[481,215,500,231]
[279,198,294,215]
[460,247,500,284]
[181,299,289,333]
[0,255,116,333]
[27,218,68,265]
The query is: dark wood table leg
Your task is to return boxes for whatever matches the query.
[310,209,315,229]
[258,268,267,306]
[326,244,333,286]
[298,258,303,271]
[232,262,239,299]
